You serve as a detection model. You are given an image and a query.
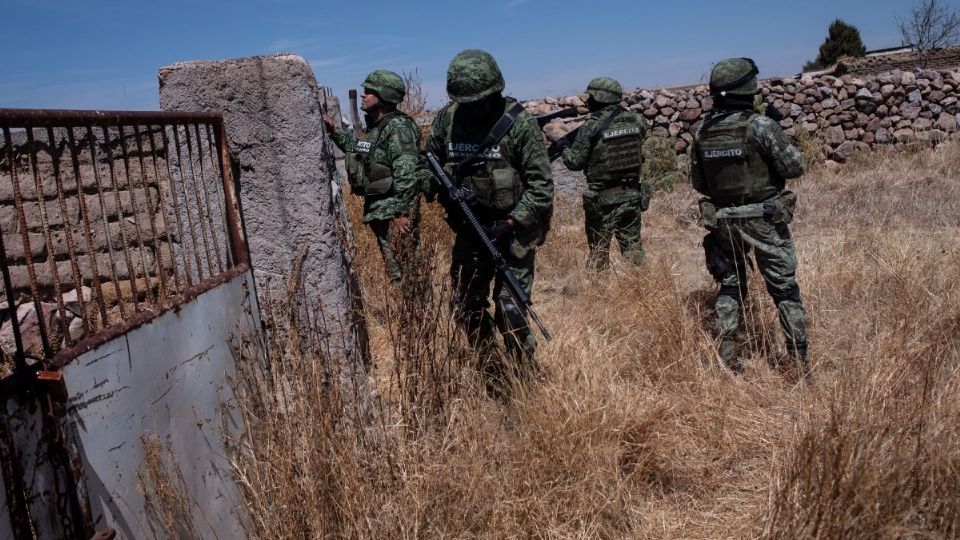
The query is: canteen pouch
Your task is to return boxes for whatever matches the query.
[772,190,797,225]
[698,198,718,229]
[364,162,394,196]
[491,168,522,210]
[345,154,364,194]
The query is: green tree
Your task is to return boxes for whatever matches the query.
[803,19,868,71]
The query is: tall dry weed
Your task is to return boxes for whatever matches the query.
[227,140,960,538]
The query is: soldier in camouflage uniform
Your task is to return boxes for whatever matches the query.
[324,69,421,284]
[422,49,554,393]
[691,58,809,375]
[559,77,650,270]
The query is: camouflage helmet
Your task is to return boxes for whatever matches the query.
[446,49,505,104]
[709,58,760,97]
[585,77,623,104]
[362,69,405,104]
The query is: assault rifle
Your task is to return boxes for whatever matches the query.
[534,106,587,162]
[546,129,580,162]
[763,102,785,122]
[534,106,581,127]
[423,151,552,341]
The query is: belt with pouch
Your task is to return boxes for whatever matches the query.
[715,198,776,220]
[598,177,640,197]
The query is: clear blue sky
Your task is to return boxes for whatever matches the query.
[2,0,912,112]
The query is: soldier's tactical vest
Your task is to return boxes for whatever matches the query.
[695,110,781,206]
[441,102,524,218]
[347,112,411,196]
[587,107,645,184]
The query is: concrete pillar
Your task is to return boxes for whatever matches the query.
[157,54,368,382]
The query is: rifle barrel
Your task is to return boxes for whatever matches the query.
[424,151,552,341]
[348,88,362,136]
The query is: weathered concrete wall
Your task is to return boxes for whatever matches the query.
[157,54,365,360]
[528,67,960,162]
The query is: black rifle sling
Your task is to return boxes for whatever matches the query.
[588,106,625,149]
[454,101,527,173]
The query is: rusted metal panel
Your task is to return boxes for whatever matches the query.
[0,394,87,539]
[0,471,8,540]
[1,109,248,376]
[0,108,258,538]
[0,268,258,538]
[58,269,258,539]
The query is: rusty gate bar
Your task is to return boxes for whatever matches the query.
[214,122,250,267]
[66,128,109,326]
[86,124,127,322]
[0,108,249,373]
[1,128,29,377]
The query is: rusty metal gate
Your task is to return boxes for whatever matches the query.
[0,109,252,539]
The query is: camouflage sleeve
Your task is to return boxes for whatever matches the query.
[509,112,554,230]
[382,118,421,215]
[690,131,709,195]
[418,105,452,200]
[751,116,805,179]
[329,128,358,153]
[560,117,597,171]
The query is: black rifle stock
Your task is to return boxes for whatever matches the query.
[535,107,587,162]
[534,106,580,127]
[424,151,552,341]
[764,101,785,122]
[546,129,580,161]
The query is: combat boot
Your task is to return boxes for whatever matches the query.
[785,341,810,378]
[719,339,743,374]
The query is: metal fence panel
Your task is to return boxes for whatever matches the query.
[0,109,254,539]
[0,268,257,539]
[0,109,248,374]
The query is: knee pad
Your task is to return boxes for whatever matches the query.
[495,297,529,334]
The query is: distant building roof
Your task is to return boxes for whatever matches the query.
[831,45,960,76]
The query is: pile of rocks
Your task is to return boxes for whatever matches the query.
[0,286,91,370]
[524,68,960,162]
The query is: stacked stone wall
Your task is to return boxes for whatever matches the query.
[0,128,175,363]
[526,68,960,162]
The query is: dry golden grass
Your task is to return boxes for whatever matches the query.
[229,140,960,539]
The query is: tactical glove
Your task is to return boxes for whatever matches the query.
[483,219,514,247]
[547,138,571,158]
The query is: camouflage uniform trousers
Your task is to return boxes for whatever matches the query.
[583,190,645,271]
[449,230,538,388]
[709,217,807,354]
[368,215,422,287]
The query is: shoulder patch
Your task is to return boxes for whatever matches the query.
[399,124,416,145]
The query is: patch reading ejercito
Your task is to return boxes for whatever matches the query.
[703,148,744,159]
[602,126,641,140]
